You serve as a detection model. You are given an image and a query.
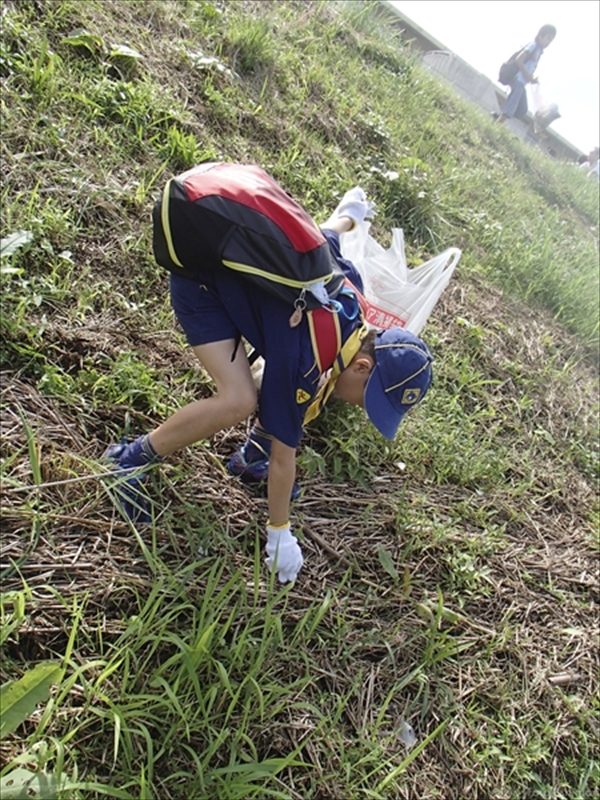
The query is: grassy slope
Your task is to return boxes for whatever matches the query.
[1,1,598,799]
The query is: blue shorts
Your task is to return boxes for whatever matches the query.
[170,274,238,346]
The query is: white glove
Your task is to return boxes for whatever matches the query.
[331,186,376,228]
[265,522,304,583]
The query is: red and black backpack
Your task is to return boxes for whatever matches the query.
[152,162,347,311]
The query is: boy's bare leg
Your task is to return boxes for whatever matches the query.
[148,339,257,456]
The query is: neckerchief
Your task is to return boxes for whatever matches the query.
[304,322,368,424]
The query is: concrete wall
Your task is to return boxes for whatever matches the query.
[421,50,500,114]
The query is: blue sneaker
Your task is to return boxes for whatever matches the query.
[227,450,301,500]
[227,450,270,483]
[104,436,159,523]
[105,440,128,461]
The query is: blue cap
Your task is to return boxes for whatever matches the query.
[364,328,433,440]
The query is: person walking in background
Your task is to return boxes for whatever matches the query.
[496,24,556,124]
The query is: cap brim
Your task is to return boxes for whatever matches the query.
[364,363,407,440]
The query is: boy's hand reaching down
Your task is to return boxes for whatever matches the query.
[331,186,376,229]
[265,522,304,582]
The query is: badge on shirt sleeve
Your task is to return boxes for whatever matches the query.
[296,388,311,404]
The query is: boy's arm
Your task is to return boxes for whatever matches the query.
[267,438,297,525]
[321,216,355,235]
[265,438,304,582]
[321,187,376,232]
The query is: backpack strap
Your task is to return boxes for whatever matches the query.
[307,282,367,373]
[307,307,342,373]
[303,322,368,424]
[344,278,368,316]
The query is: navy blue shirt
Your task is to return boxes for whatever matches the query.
[170,229,364,448]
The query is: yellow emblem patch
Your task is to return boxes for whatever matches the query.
[401,388,422,405]
[296,388,311,404]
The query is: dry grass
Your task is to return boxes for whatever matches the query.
[2,275,598,798]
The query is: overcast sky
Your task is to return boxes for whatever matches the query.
[390,0,600,155]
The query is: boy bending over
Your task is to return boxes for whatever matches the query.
[107,163,433,582]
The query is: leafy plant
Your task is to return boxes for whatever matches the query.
[63,28,143,79]
[1,230,33,264]
[0,661,63,738]
[223,18,276,74]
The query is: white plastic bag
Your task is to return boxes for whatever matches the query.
[340,222,461,335]
[528,83,560,132]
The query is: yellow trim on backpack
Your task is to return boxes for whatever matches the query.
[161,180,184,268]
[222,259,334,288]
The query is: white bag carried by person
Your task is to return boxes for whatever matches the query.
[528,83,560,133]
[340,222,461,335]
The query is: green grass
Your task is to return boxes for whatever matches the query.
[1,1,598,798]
